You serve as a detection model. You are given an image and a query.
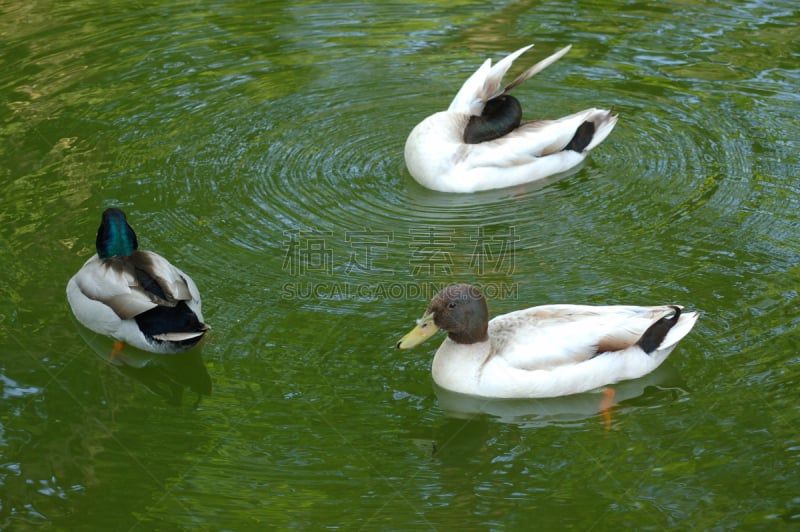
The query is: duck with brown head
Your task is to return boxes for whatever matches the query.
[398,284,698,399]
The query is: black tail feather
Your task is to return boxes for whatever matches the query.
[637,306,682,354]
[135,301,207,347]
[563,121,596,152]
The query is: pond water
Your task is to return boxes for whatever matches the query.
[2,0,799,529]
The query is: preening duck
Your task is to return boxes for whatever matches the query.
[67,208,209,354]
[404,44,618,193]
[397,284,698,399]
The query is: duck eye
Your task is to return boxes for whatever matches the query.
[448,302,457,309]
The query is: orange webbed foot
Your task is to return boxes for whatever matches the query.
[111,341,125,360]
[600,388,616,433]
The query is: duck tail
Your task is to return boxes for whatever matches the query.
[563,109,618,153]
[637,306,683,354]
[563,121,596,152]
[135,301,208,348]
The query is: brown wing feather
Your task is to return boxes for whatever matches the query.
[129,251,194,302]
[594,334,639,355]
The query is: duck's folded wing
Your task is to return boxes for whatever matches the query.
[74,260,158,319]
[490,305,681,371]
[461,109,609,168]
[130,251,195,302]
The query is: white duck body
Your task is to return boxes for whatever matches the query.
[398,285,699,399]
[67,209,208,354]
[404,44,618,193]
[432,304,698,399]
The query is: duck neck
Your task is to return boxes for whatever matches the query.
[447,326,489,344]
[432,336,493,393]
[96,209,138,258]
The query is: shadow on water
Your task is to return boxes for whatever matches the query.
[74,320,212,406]
[402,163,585,212]
[433,362,687,428]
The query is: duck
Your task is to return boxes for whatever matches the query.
[67,208,209,354]
[404,44,618,193]
[397,284,698,399]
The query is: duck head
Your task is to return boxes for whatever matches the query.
[397,284,490,348]
[463,95,522,144]
[96,208,138,259]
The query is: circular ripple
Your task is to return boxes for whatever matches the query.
[60,4,796,320]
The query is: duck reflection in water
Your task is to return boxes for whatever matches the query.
[433,362,686,431]
[78,326,211,407]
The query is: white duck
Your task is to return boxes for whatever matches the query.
[67,208,209,354]
[397,284,698,398]
[404,44,618,193]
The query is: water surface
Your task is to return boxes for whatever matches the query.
[1,0,799,528]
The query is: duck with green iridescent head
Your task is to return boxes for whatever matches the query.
[67,208,209,354]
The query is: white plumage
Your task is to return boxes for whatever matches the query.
[398,284,698,399]
[404,44,618,193]
[67,209,208,354]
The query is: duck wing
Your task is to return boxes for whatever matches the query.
[128,250,196,303]
[503,45,571,94]
[459,108,618,169]
[127,251,207,341]
[488,305,685,371]
[448,45,572,116]
[73,256,157,319]
[74,251,199,320]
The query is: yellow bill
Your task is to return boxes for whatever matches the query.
[397,312,439,349]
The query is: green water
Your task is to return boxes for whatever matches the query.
[2,0,799,529]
